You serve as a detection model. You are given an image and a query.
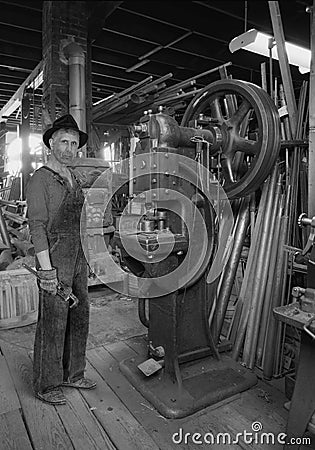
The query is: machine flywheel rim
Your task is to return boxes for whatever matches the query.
[181,79,281,199]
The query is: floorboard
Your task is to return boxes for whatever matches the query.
[0,330,313,450]
[85,350,159,450]
[90,342,178,450]
[56,387,116,450]
[0,340,74,450]
[0,410,33,450]
[123,334,148,355]
[0,351,20,415]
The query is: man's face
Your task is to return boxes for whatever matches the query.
[49,129,80,165]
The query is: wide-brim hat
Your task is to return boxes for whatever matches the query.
[43,114,88,149]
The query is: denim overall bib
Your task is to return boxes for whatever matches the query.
[33,168,89,394]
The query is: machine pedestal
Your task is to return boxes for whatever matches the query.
[274,303,315,449]
[120,354,257,419]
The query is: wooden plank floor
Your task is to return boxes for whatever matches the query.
[0,334,314,449]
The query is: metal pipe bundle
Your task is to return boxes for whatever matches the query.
[232,180,269,360]
[212,196,250,344]
[262,187,290,379]
[92,62,233,125]
[242,167,280,369]
[256,191,284,367]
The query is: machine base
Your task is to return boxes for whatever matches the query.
[120,354,257,419]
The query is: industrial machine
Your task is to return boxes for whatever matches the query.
[113,79,281,418]
[274,214,315,448]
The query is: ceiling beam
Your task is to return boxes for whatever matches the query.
[88,1,123,43]
[117,5,227,45]
[0,75,26,85]
[193,1,264,28]
[0,1,42,12]
[0,67,32,78]
[0,5,41,33]
[92,70,143,85]
[93,82,126,92]
[0,24,41,48]
[0,64,32,73]
[0,60,43,121]
[0,41,41,61]
[100,27,228,66]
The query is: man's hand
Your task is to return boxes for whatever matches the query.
[38,268,58,295]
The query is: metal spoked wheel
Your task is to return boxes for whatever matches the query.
[181,79,281,199]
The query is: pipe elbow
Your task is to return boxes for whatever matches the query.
[63,42,84,59]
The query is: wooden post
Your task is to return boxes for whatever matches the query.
[268,1,298,138]
[0,122,6,175]
[20,91,32,199]
[309,1,315,216]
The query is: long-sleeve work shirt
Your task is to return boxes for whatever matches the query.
[26,167,76,254]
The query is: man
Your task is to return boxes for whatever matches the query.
[26,114,96,405]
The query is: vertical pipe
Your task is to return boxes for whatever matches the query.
[263,187,290,379]
[138,298,149,328]
[256,193,283,366]
[274,77,278,107]
[260,63,267,90]
[250,193,256,242]
[20,91,32,199]
[275,218,292,376]
[269,41,274,99]
[129,136,137,208]
[242,167,278,367]
[269,1,298,136]
[64,42,86,154]
[247,174,281,368]
[213,196,250,343]
[231,180,269,360]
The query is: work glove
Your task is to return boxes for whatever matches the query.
[38,268,58,296]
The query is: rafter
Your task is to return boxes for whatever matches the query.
[0,60,42,120]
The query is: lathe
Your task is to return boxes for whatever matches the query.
[109,79,281,418]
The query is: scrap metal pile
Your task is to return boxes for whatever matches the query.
[0,197,34,271]
[214,80,309,378]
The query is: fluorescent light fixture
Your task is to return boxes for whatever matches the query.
[125,59,150,73]
[229,28,311,74]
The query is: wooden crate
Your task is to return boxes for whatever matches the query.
[0,268,39,329]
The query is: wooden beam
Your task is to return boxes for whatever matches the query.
[0,42,41,61]
[88,1,124,43]
[0,56,37,72]
[0,60,43,120]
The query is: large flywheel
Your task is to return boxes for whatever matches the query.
[181,79,281,199]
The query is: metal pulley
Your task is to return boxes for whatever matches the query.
[181,79,281,198]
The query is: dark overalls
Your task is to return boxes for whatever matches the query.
[33,168,89,394]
